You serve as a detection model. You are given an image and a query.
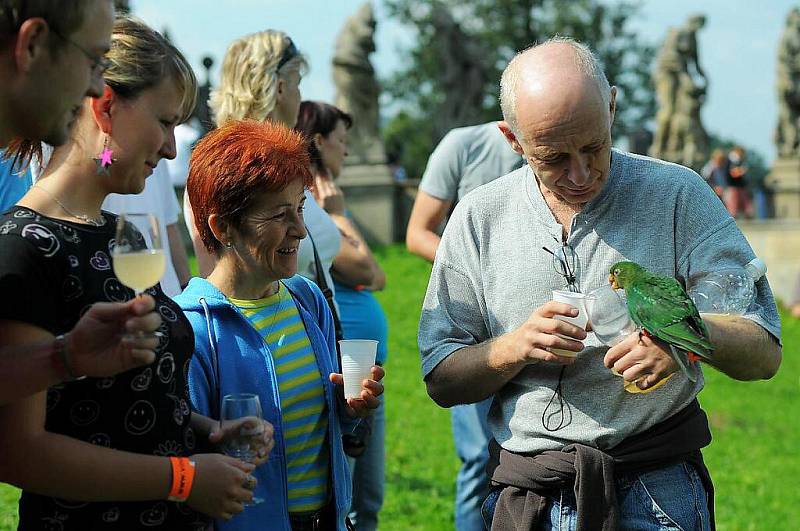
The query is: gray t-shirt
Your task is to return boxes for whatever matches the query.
[419,122,524,202]
[419,149,781,454]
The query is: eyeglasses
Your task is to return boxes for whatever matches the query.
[51,28,113,76]
[277,37,299,71]
[542,242,579,293]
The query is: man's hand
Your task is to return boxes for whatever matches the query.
[493,301,587,369]
[603,331,678,390]
[329,365,385,417]
[67,295,162,377]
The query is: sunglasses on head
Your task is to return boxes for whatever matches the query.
[277,38,299,71]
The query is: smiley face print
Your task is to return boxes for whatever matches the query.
[70,400,100,426]
[103,277,129,302]
[124,400,157,435]
[21,223,60,257]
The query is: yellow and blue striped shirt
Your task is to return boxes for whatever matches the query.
[230,282,329,513]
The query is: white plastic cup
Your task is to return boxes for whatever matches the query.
[551,290,588,357]
[339,339,378,399]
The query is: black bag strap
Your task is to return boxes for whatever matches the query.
[305,225,344,356]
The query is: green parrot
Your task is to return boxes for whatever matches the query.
[608,261,713,383]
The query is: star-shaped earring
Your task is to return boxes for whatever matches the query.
[94,146,116,176]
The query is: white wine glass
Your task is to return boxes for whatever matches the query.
[112,212,166,297]
[220,393,265,506]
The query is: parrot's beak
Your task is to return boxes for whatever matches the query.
[609,273,619,290]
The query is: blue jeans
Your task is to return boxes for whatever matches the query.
[452,398,493,531]
[481,461,710,530]
[346,394,385,531]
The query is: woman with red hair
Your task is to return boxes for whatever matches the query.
[175,119,385,531]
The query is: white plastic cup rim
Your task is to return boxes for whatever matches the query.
[551,290,589,329]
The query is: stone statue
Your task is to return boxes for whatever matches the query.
[775,8,800,158]
[429,3,488,137]
[651,14,709,170]
[667,74,709,170]
[333,2,385,165]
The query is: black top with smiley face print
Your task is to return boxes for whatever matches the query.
[0,207,208,530]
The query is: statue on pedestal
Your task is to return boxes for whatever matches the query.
[650,14,709,171]
[333,2,385,165]
[769,8,800,218]
[775,8,800,158]
[429,3,488,137]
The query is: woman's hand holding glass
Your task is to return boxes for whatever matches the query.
[185,453,256,520]
[215,394,271,506]
[210,415,275,467]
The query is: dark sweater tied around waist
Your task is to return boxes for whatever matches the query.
[486,399,715,531]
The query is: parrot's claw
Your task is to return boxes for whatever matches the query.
[638,329,651,345]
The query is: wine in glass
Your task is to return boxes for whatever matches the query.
[220,393,265,506]
[112,213,166,296]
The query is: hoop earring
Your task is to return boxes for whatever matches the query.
[94,136,116,176]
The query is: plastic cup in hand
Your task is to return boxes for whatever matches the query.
[551,290,588,357]
[585,285,638,347]
[339,340,378,399]
[586,286,673,394]
[220,393,264,506]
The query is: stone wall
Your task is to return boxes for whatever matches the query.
[739,219,800,305]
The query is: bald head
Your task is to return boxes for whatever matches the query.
[500,38,611,136]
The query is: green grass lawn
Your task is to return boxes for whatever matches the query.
[1,244,798,529]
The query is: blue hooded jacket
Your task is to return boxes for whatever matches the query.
[175,275,352,530]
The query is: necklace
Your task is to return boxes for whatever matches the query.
[263,282,286,346]
[32,185,107,227]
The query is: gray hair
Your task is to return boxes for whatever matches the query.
[499,36,611,134]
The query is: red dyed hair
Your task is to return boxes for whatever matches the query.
[188,119,313,253]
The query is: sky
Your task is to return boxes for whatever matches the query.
[132,0,799,163]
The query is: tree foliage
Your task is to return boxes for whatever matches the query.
[383,0,656,179]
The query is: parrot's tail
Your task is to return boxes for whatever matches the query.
[668,344,698,383]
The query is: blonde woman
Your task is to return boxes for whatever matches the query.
[0,18,271,529]
[184,31,381,313]
[185,30,308,276]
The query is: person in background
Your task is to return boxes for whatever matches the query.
[405,121,523,531]
[0,17,268,527]
[103,160,191,296]
[296,100,387,531]
[0,148,33,210]
[701,148,727,199]
[166,117,201,187]
[177,118,385,531]
[0,0,162,404]
[724,145,752,218]
[185,29,316,279]
[790,274,800,318]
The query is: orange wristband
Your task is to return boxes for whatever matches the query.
[167,457,196,502]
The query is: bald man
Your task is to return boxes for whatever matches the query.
[418,37,781,530]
